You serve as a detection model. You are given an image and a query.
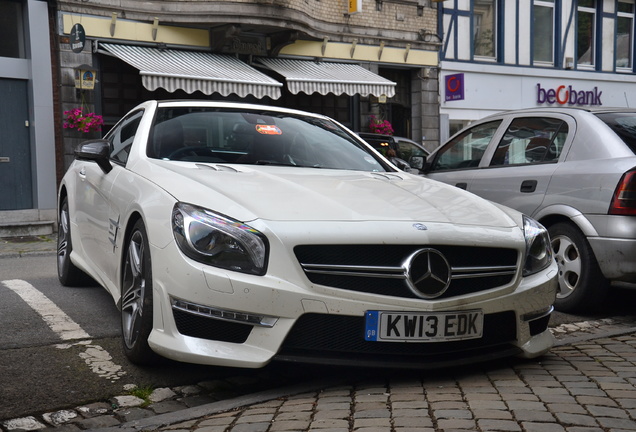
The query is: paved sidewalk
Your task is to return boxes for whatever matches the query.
[101,330,636,432]
[3,235,636,431]
[0,234,57,257]
[3,328,635,432]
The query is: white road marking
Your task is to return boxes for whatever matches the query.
[2,279,126,382]
[2,279,90,340]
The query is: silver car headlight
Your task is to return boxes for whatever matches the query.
[172,203,268,275]
[522,215,552,276]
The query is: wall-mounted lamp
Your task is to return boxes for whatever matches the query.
[110,12,117,36]
[350,39,358,58]
[152,17,159,40]
[404,44,411,62]
[376,0,383,11]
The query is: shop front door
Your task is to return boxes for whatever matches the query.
[0,78,32,210]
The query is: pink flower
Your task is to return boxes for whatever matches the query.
[369,115,394,136]
[63,108,104,133]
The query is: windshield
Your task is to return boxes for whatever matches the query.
[148,107,388,171]
[595,112,636,154]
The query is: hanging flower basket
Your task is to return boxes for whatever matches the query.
[63,108,104,133]
[369,115,394,136]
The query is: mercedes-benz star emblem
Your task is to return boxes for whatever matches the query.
[403,248,452,299]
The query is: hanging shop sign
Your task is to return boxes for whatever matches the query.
[74,64,97,90]
[348,0,361,14]
[70,23,86,53]
[536,83,603,106]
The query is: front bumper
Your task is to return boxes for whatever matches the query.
[146,240,557,369]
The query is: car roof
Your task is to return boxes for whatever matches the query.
[479,106,636,121]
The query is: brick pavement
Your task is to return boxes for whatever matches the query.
[2,326,636,432]
[3,235,636,431]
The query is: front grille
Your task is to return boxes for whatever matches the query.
[294,245,518,300]
[173,309,253,343]
[276,312,519,367]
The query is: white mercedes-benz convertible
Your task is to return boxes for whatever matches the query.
[57,100,557,369]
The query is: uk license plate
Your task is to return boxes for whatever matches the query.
[364,310,483,342]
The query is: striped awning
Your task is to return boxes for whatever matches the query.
[99,44,282,99]
[257,58,396,98]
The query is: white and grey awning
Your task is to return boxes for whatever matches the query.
[257,58,396,98]
[99,43,282,99]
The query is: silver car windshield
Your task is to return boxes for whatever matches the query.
[147,107,387,171]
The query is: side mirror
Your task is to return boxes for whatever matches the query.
[422,160,432,174]
[74,139,113,173]
[409,156,424,170]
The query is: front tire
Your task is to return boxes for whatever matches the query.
[121,220,158,364]
[57,198,91,286]
[549,222,608,313]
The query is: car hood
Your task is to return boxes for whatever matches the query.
[142,161,516,227]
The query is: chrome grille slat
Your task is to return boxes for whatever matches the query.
[302,263,517,280]
[301,264,404,279]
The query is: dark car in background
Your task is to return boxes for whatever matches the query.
[425,107,636,313]
[358,132,429,174]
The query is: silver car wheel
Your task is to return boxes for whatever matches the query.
[57,198,90,287]
[57,205,71,274]
[121,229,146,349]
[551,234,581,299]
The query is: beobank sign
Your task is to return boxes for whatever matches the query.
[536,83,602,106]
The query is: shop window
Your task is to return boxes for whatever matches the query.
[473,0,497,59]
[276,90,351,129]
[577,0,597,68]
[378,68,411,138]
[449,120,471,138]
[0,0,25,59]
[617,0,635,70]
[533,0,555,65]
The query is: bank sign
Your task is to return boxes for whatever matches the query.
[445,73,465,101]
[536,83,602,106]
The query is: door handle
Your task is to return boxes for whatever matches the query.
[0,157,9,163]
[455,182,468,190]
[520,180,537,193]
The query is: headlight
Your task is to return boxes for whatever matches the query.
[172,203,268,275]
[522,215,552,276]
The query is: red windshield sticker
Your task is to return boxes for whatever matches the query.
[255,125,282,135]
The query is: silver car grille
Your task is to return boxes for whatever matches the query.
[294,245,519,300]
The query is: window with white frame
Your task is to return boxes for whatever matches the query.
[577,0,597,67]
[617,0,634,70]
[533,0,555,64]
[473,0,496,59]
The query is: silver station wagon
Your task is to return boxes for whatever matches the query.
[425,107,636,313]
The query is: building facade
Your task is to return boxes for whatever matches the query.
[0,0,57,235]
[54,0,443,174]
[439,0,636,141]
